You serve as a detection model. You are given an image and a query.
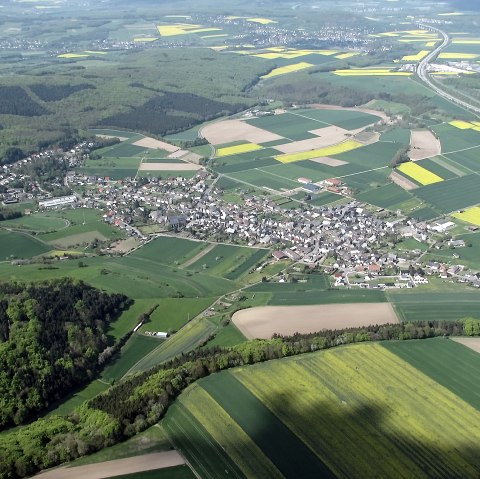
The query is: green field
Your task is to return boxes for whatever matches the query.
[128,316,217,373]
[101,333,163,382]
[432,123,480,153]
[1,214,68,233]
[39,208,122,243]
[332,141,403,169]
[245,113,320,141]
[0,255,234,300]
[228,169,299,191]
[443,146,480,173]
[383,338,480,411]
[293,108,381,130]
[130,236,207,266]
[187,244,265,278]
[0,229,51,259]
[165,342,480,478]
[357,183,414,209]
[389,292,480,322]
[412,174,480,213]
[140,297,215,332]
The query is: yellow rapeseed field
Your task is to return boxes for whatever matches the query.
[275,140,363,164]
[333,69,413,76]
[57,53,90,58]
[157,24,222,37]
[449,120,480,131]
[438,53,479,59]
[402,50,430,61]
[262,62,314,78]
[397,162,443,185]
[452,206,480,226]
[247,18,277,24]
[452,39,480,44]
[216,143,262,157]
[133,37,158,42]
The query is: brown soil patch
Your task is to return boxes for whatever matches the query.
[273,126,352,154]
[451,337,480,354]
[49,231,108,248]
[139,163,201,171]
[233,303,398,339]
[310,103,388,123]
[35,451,185,479]
[110,237,140,253]
[181,152,203,164]
[96,134,128,142]
[390,171,418,190]
[132,137,179,152]
[168,149,189,159]
[409,130,441,161]
[200,119,284,145]
[310,157,348,167]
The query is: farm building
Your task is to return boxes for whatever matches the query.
[39,195,77,208]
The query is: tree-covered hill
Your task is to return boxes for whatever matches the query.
[0,279,130,428]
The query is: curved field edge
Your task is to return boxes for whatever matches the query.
[165,342,480,479]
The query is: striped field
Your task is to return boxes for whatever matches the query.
[165,342,480,478]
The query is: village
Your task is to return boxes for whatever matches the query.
[1,137,480,291]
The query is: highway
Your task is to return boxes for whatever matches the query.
[416,24,480,115]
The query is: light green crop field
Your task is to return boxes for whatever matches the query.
[0,214,68,233]
[0,229,51,259]
[356,183,414,209]
[165,342,480,478]
[140,297,215,332]
[130,236,207,266]
[293,108,381,130]
[383,338,480,411]
[245,113,321,140]
[412,174,480,213]
[388,291,480,322]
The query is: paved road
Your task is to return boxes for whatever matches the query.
[35,451,185,479]
[417,24,480,115]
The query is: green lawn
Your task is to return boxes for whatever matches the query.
[1,214,68,232]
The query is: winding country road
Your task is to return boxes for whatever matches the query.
[417,24,480,115]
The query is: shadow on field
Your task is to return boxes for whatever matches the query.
[168,375,480,479]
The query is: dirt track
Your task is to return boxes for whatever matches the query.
[232,303,398,339]
[35,451,185,479]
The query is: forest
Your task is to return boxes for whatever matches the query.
[0,318,478,478]
[29,84,96,102]
[0,87,48,117]
[0,279,130,429]
[98,92,247,137]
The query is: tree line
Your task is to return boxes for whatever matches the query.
[0,318,478,478]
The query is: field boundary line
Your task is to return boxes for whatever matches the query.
[180,243,216,269]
